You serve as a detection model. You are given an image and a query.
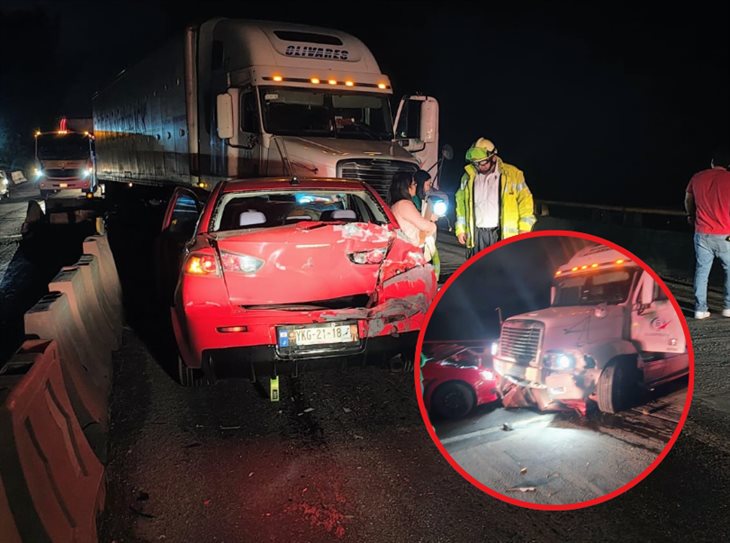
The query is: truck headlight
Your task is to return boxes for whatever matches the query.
[82,168,93,178]
[35,168,44,179]
[543,352,576,371]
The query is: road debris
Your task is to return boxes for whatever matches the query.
[129,505,156,518]
[219,425,241,430]
[505,486,536,493]
[343,407,352,413]
[502,423,513,431]
[520,467,528,475]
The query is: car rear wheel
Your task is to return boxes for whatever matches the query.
[432,382,475,419]
[597,357,639,414]
[177,355,204,387]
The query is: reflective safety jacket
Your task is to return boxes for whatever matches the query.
[454,158,536,247]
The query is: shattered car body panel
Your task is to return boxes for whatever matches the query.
[167,177,437,377]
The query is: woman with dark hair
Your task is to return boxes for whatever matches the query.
[389,171,437,253]
[411,169,441,278]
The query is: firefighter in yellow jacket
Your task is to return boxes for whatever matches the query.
[455,138,536,257]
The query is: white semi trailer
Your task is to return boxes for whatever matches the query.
[92,18,444,199]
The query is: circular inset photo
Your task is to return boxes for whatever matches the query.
[415,230,694,510]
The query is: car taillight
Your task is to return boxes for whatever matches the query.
[220,251,264,274]
[348,247,386,265]
[185,254,219,275]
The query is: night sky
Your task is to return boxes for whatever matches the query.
[424,235,595,341]
[0,1,727,208]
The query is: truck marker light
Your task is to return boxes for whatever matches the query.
[272,75,283,82]
[555,270,562,276]
[310,78,320,84]
[581,265,588,270]
[328,79,337,85]
[377,83,387,89]
[615,259,625,265]
[345,80,354,87]
[571,266,578,271]
[591,263,598,268]
[128,182,133,187]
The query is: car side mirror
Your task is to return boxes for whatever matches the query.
[216,93,234,140]
[441,144,454,161]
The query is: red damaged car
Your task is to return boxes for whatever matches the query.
[158,177,437,385]
[421,343,501,419]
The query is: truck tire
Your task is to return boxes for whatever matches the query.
[432,382,475,419]
[597,358,638,414]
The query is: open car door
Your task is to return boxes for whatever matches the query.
[156,186,207,305]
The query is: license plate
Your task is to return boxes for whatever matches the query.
[278,323,358,347]
[59,183,68,188]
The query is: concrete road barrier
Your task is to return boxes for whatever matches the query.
[67,254,121,349]
[49,267,113,389]
[82,235,123,327]
[24,294,108,459]
[0,339,105,543]
[10,171,27,185]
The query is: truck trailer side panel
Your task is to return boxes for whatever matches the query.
[93,38,191,186]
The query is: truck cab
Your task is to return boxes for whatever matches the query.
[34,120,97,199]
[492,244,689,414]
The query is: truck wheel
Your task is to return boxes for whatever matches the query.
[432,382,475,419]
[597,358,638,414]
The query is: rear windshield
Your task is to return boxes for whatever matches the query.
[209,189,390,232]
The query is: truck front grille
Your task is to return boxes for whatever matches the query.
[337,159,417,200]
[499,320,544,366]
[45,168,83,179]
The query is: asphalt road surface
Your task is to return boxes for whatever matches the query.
[1,192,729,540]
[433,383,687,505]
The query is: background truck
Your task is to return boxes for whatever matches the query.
[34,117,97,199]
[492,244,689,414]
[92,18,445,200]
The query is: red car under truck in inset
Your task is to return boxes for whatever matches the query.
[421,343,501,419]
[157,177,437,387]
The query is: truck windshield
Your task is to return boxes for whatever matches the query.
[36,133,90,160]
[259,87,393,140]
[552,269,637,306]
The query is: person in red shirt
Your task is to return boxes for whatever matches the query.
[685,143,730,319]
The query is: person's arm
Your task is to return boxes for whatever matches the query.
[684,187,695,224]
[515,171,537,233]
[455,174,467,244]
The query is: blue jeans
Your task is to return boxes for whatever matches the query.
[694,233,730,311]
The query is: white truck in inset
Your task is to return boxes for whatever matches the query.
[92,18,445,199]
[492,244,689,414]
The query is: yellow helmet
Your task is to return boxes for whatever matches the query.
[474,138,497,156]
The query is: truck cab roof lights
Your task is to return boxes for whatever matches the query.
[261,76,390,90]
[558,259,634,276]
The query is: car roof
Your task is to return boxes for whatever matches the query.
[220,177,370,194]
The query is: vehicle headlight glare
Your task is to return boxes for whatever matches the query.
[432,200,448,217]
[490,341,499,356]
